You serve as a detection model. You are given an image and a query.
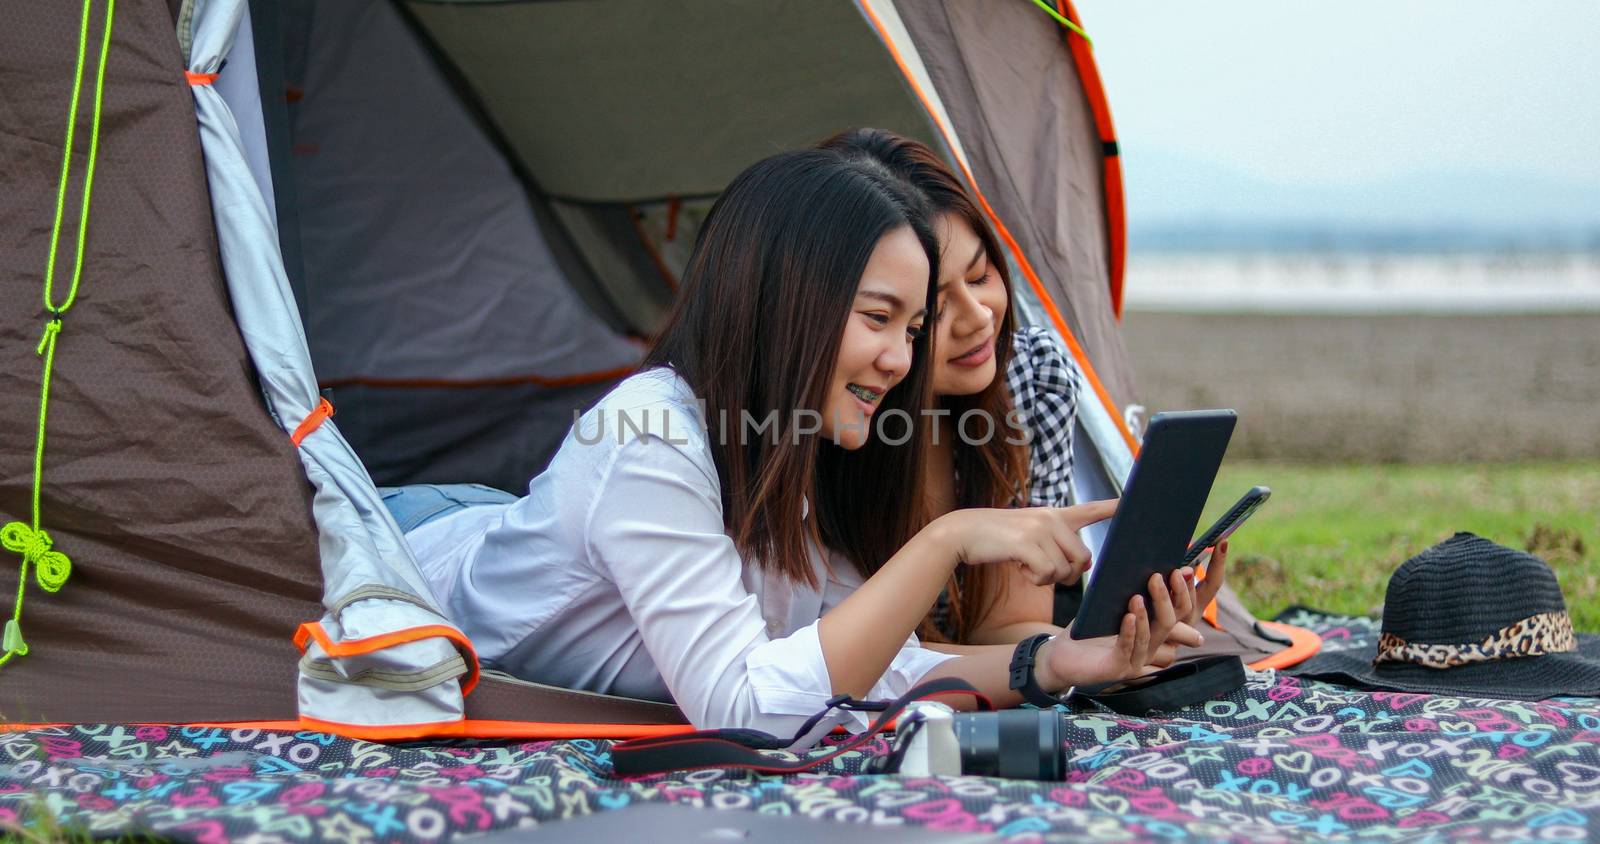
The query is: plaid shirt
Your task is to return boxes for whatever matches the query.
[1007,326,1081,507]
[928,327,1084,639]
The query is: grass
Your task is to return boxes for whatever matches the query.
[0,797,159,844]
[1198,461,1600,630]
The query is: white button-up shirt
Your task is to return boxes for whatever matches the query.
[406,368,955,743]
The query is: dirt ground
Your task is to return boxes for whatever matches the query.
[1122,312,1600,461]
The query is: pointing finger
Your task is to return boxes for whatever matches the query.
[1061,499,1118,530]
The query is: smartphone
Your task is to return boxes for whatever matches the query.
[1183,486,1270,566]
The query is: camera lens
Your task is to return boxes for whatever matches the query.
[951,710,1064,780]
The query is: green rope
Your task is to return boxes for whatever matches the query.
[2,0,115,667]
[1028,0,1093,47]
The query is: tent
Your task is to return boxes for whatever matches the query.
[0,0,1316,739]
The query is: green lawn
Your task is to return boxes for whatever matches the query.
[1198,461,1600,630]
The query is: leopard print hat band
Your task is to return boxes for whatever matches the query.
[1374,610,1578,670]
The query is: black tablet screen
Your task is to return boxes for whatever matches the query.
[1070,409,1236,639]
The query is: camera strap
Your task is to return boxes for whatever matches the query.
[1070,655,1245,715]
[610,677,992,777]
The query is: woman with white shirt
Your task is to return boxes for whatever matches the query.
[393,150,1194,746]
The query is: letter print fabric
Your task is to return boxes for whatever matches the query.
[3,612,1598,841]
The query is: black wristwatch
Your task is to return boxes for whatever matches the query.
[1009,633,1069,708]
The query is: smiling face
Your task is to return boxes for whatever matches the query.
[820,224,930,449]
[931,212,1009,397]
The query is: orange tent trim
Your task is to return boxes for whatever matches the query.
[1249,621,1324,671]
[0,719,698,741]
[628,204,681,293]
[295,620,481,696]
[289,397,334,447]
[1056,1,1127,320]
[856,2,1140,455]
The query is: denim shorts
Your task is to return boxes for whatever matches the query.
[378,483,520,534]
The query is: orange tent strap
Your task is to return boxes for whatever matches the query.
[0,718,697,741]
[295,620,481,696]
[665,195,682,241]
[185,71,219,86]
[317,364,637,391]
[1101,155,1127,318]
[627,204,679,293]
[856,1,1139,455]
[1057,1,1127,320]
[1193,565,1221,628]
[298,716,697,742]
[1248,620,1323,671]
[289,397,334,447]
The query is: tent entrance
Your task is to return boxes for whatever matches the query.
[269,0,945,490]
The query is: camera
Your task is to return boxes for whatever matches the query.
[952,709,1065,780]
[877,657,1242,780]
[880,702,1065,780]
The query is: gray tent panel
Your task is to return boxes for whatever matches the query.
[328,380,622,493]
[186,0,475,732]
[288,0,641,384]
[404,0,941,203]
[550,201,678,335]
[214,6,275,216]
[277,0,649,492]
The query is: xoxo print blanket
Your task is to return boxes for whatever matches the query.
[2,610,1598,842]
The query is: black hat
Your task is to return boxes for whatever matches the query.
[1294,532,1600,700]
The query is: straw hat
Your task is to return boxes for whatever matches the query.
[1294,532,1600,700]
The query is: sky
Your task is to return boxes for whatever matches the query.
[1071,2,1600,229]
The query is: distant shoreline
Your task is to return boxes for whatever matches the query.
[1130,225,1600,256]
[1125,252,1600,314]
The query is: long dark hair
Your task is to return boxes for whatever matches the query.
[643,150,940,587]
[819,129,1031,641]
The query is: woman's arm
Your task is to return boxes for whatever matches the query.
[962,330,1210,656]
[816,515,965,697]
[965,563,1207,667]
[917,583,1177,707]
[591,432,1187,732]
[963,564,1212,649]
[589,435,862,734]
[819,501,1139,698]
[962,565,1057,645]
[585,434,1071,729]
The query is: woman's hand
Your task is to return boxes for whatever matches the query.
[932,500,1118,587]
[1139,544,1233,668]
[1187,540,1230,627]
[1034,568,1198,689]
[1128,540,1231,669]
[1036,594,1151,688]
[1146,567,1204,669]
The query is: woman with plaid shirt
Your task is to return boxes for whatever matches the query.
[822,129,1228,652]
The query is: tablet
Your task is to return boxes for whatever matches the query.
[1069,409,1237,640]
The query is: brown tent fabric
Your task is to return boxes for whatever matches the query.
[893,0,1139,411]
[0,0,324,722]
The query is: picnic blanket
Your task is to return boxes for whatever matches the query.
[4,610,1598,842]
